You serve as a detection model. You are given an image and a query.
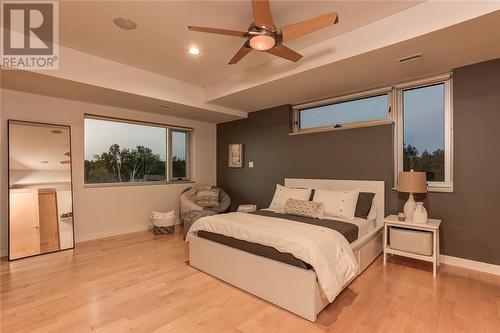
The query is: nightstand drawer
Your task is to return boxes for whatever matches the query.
[390,227,432,256]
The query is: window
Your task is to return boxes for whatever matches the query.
[84,116,191,185]
[291,73,453,192]
[395,76,453,191]
[170,130,189,180]
[293,89,392,132]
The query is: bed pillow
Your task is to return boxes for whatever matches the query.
[196,188,220,208]
[313,189,360,220]
[285,199,325,219]
[269,184,312,213]
[355,192,375,219]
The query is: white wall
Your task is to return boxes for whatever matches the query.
[0,89,217,256]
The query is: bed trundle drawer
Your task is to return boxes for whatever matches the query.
[389,227,432,256]
[357,232,383,273]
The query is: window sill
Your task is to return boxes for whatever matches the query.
[168,179,194,184]
[392,186,454,194]
[289,119,393,136]
[84,180,194,188]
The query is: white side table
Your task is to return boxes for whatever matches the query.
[237,204,257,213]
[383,215,441,277]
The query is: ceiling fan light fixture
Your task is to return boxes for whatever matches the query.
[249,35,275,51]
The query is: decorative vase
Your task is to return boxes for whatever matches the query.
[403,193,417,220]
[413,202,428,223]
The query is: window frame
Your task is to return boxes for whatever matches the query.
[394,74,453,192]
[83,114,192,187]
[291,87,393,135]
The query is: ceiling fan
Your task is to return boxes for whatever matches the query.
[188,0,338,64]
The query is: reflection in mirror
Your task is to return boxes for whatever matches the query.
[8,121,74,260]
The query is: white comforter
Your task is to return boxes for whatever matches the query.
[187,212,359,302]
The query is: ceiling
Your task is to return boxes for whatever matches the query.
[2,1,500,123]
[59,0,421,87]
[9,122,71,171]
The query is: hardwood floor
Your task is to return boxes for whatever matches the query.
[1,229,499,333]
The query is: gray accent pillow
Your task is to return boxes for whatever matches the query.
[355,192,375,219]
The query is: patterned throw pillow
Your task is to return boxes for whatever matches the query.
[194,184,213,193]
[196,189,220,208]
[285,198,325,219]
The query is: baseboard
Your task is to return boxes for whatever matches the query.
[1,248,7,258]
[440,254,500,276]
[76,225,152,243]
[77,219,182,243]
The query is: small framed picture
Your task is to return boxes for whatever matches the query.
[228,143,243,168]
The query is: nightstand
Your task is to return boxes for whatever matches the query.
[383,215,441,277]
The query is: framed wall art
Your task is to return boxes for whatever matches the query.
[228,143,243,168]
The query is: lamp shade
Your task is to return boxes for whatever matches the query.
[398,171,427,193]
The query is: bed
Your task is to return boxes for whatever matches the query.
[187,178,384,321]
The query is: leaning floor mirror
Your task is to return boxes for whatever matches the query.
[8,120,75,260]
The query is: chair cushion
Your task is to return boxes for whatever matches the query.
[208,188,231,214]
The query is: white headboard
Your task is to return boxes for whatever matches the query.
[284,178,385,225]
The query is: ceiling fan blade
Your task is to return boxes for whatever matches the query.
[265,45,303,62]
[281,12,338,42]
[228,44,252,64]
[188,26,246,37]
[251,0,276,29]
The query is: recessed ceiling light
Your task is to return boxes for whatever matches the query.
[113,16,137,30]
[40,161,50,164]
[188,47,200,55]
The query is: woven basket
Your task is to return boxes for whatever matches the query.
[152,225,174,235]
[151,216,175,235]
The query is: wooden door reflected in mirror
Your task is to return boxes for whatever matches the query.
[8,120,75,260]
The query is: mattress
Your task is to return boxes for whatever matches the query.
[197,210,369,270]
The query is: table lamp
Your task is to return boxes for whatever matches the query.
[398,170,427,221]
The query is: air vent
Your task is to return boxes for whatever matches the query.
[396,53,423,64]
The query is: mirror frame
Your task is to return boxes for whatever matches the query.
[7,119,76,261]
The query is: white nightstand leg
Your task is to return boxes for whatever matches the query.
[383,224,387,266]
[437,229,440,267]
[432,230,437,277]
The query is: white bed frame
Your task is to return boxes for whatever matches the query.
[189,178,384,322]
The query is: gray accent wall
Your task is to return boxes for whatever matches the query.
[217,58,500,265]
